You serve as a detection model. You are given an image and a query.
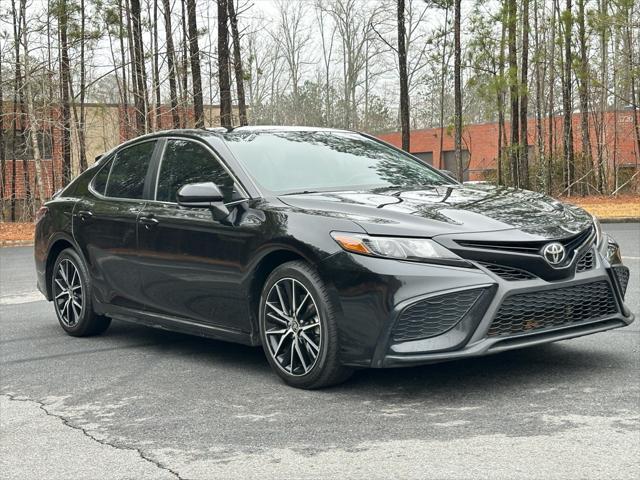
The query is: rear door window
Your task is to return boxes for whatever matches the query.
[156,139,236,203]
[105,141,157,199]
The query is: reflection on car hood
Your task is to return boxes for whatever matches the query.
[278,183,593,239]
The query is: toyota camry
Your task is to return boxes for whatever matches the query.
[34,127,634,388]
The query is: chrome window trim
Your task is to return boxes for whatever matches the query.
[88,138,159,201]
[152,136,250,206]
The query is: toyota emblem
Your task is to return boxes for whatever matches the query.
[542,242,566,265]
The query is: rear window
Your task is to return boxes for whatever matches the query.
[104,141,156,199]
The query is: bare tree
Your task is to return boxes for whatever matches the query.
[397,0,410,151]
[453,0,463,180]
[161,0,181,128]
[519,0,530,188]
[228,0,248,126]
[218,0,233,128]
[186,0,204,127]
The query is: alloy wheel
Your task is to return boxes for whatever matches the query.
[264,278,322,376]
[53,258,84,327]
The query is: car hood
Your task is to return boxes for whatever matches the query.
[278,183,593,240]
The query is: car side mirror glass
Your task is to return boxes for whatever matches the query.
[177,182,230,220]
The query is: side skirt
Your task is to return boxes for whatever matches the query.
[97,302,258,346]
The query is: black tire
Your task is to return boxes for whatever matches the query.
[51,248,111,337]
[259,260,353,389]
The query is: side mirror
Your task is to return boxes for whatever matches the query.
[177,182,229,220]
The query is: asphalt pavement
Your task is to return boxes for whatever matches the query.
[1,223,639,479]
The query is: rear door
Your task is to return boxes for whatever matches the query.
[136,138,255,332]
[74,140,160,310]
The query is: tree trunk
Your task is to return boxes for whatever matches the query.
[227,0,248,126]
[548,0,559,195]
[58,0,72,185]
[153,0,162,129]
[438,5,450,169]
[130,0,148,135]
[0,47,6,220]
[497,9,506,186]
[180,0,189,126]
[519,0,530,188]
[78,0,87,170]
[577,0,591,195]
[217,0,232,128]
[21,12,47,206]
[453,0,463,181]
[397,0,410,152]
[161,0,181,129]
[533,0,544,180]
[186,0,204,127]
[562,0,575,195]
[596,0,607,193]
[118,0,131,138]
[507,0,519,187]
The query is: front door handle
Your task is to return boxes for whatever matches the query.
[139,214,159,229]
[77,210,93,221]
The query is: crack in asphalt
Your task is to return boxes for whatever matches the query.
[1,393,186,480]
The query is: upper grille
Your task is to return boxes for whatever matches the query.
[456,226,594,257]
[478,261,536,281]
[392,288,484,342]
[488,280,617,337]
[576,249,595,272]
[613,266,630,299]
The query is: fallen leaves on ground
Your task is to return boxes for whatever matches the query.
[0,222,35,243]
[560,195,640,219]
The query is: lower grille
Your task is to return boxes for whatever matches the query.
[478,262,536,281]
[576,249,595,272]
[392,288,484,342]
[488,281,617,337]
[613,266,630,299]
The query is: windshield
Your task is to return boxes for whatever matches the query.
[223,131,452,194]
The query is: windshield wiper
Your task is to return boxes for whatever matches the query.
[280,189,321,196]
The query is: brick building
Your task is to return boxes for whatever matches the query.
[378,110,639,186]
[1,103,234,208]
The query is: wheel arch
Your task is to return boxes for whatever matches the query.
[44,234,82,300]
[247,247,312,342]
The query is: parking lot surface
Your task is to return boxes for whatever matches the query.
[1,223,638,479]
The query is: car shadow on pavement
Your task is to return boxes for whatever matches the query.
[102,320,626,397]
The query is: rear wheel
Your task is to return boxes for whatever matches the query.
[259,261,352,389]
[51,248,111,337]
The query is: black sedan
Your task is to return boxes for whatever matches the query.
[34,127,634,388]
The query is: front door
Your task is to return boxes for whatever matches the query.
[136,138,255,333]
[74,140,159,310]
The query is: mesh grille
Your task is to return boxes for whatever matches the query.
[488,281,617,337]
[392,288,484,342]
[576,249,595,272]
[478,262,536,281]
[613,266,630,299]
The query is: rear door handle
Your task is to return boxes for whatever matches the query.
[77,210,93,221]
[139,214,159,229]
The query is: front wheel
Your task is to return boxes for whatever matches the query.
[259,261,352,389]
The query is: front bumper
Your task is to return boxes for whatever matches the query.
[319,250,634,368]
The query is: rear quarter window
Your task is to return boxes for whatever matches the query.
[104,141,157,199]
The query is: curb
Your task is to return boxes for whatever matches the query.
[598,217,640,223]
[1,240,34,247]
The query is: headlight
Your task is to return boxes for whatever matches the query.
[593,216,622,263]
[331,232,469,267]
[593,216,603,248]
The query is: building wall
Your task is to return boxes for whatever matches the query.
[2,103,236,202]
[378,111,640,184]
